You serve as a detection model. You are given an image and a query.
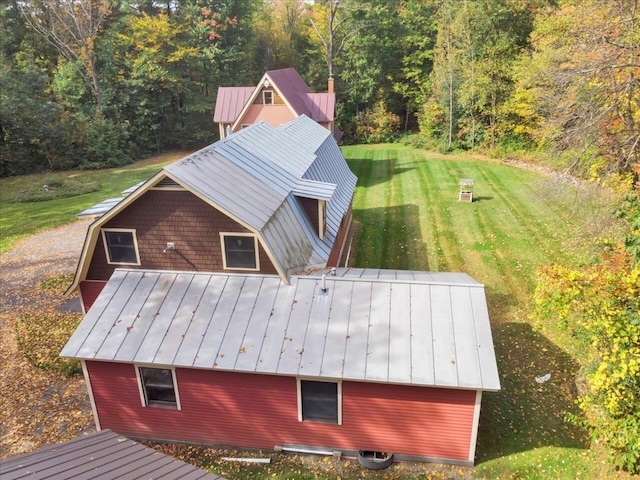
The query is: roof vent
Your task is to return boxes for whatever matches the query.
[320,274,328,294]
[153,177,183,190]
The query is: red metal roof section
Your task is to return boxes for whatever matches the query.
[266,68,311,116]
[213,86,254,122]
[267,68,335,122]
[306,93,335,122]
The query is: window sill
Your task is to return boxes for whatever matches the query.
[146,402,178,410]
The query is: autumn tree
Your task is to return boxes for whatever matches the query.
[252,0,315,73]
[535,248,640,473]
[522,0,640,178]
[308,0,367,83]
[20,0,113,108]
[423,0,459,149]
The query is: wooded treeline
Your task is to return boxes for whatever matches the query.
[1,0,638,184]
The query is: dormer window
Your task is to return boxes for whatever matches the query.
[263,90,274,105]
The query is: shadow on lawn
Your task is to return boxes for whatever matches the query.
[347,157,416,188]
[351,204,429,271]
[476,321,589,463]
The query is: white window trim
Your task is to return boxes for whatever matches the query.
[468,390,482,462]
[297,378,342,425]
[101,228,141,266]
[135,365,182,411]
[318,200,327,240]
[263,90,274,105]
[81,360,102,431]
[220,232,260,271]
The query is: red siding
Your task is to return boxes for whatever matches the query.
[327,206,353,267]
[298,197,319,236]
[86,190,277,281]
[86,362,476,462]
[79,281,107,311]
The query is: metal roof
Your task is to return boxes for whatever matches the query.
[77,198,124,219]
[213,86,254,123]
[292,178,337,201]
[266,68,312,117]
[305,93,335,123]
[61,268,500,391]
[165,116,356,276]
[0,429,224,479]
[77,182,144,218]
[213,69,335,126]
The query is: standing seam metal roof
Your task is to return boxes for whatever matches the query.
[0,429,224,479]
[61,268,500,391]
[164,116,356,276]
[213,86,254,123]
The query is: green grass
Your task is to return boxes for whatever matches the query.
[0,151,190,254]
[2,145,630,479]
[343,144,629,479]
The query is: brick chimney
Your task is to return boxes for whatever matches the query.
[328,75,334,94]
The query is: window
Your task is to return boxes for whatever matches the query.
[298,379,341,424]
[221,233,259,270]
[102,229,140,265]
[137,367,180,409]
[263,90,274,105]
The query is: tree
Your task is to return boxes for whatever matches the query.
[20,0,113,108]
[308,0,366,82]
[395,0,438,131]
[426,0,460,149]
[522,0,640,176]
[0,58,78,174]
[251,0,314,73]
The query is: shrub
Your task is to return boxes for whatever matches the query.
[355,100,401,144]
[15,309,82,377]
[5,178,101,203]
[534,250,640,473]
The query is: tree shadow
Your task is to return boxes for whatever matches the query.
[347,157,416,188]
[476,321,589,463]
[350,204,429,271]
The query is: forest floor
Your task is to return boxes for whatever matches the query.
[0,219,95,459]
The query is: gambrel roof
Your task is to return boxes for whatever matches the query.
[164,116,355,275]
[67,116,356,293]
[61,268,501,392]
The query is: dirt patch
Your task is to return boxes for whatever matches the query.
[0,219,95,459]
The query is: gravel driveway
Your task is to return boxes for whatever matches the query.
[0,219,95,458]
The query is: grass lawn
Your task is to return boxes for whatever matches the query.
[1,145,630,479]
[0,151,190,254]
[344,144,628,479]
